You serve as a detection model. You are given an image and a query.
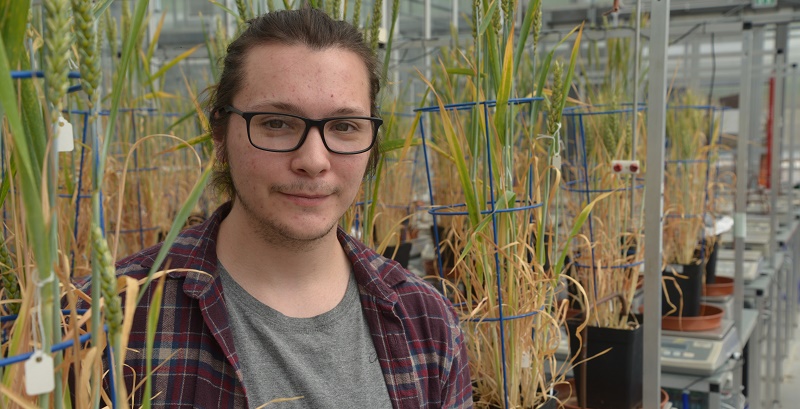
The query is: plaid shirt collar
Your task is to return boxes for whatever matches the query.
[141,200,408,310]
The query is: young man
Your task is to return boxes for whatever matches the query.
[85,7,471,408]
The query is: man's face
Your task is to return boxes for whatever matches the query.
[223,42,372,246]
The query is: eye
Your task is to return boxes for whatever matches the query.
[260,117,288,129]
[252,114,300,132]
[329,119,360,133]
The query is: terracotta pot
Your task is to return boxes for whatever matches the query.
[552,379,669,409]
[661,303,724,332]
[703,276,734,297]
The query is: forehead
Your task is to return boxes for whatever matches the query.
[234,42,371,114]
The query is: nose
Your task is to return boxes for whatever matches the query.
[290,125,331,177]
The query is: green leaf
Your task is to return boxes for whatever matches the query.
[513,0,539,73]
[145,11,168,72]
[445,67,475,76]
[418,73,480,227]
[147,44,203,86]
[0,156,13,208]
[553,191,614,277]
[531,25,580,123]
[141,274,166,409]
[381,0,400,82]
[92,0,114,19]
[493,23,515,147]
[0,32,40,214]
[99,0,150,189]
[477,0,499,37]
[0,0,31,68]
[379,137,420,153]
[558,23,584,114]
[208,0,238,17]
[167,111,204,133]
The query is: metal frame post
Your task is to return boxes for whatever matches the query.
[751,26,766,189]
[734,19,753,378]
[735,23,755,408]
[451,0,458,32]
[424,0,432,82]
[790,63,797,196]
[770,25,788,399]
[769,24,788,268]
[629,0,642,219]
[690,38,701,90]
[791,65,798,346]
[644,1,670,408]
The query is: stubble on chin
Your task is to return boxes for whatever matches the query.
[234,190,338,252]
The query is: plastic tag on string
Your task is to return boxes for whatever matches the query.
[25,350,55,395]
[521,351,532,369]
[55,115,74,152]
[538,123,563,169]
[551,152,561,169]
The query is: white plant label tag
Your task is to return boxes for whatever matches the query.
[24,350,55,396]
[56,115,74,152]
[521,351,531,369]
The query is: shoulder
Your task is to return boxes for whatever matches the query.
[336,228,461,333]
[393,271,462,335]
[72,203,231,295]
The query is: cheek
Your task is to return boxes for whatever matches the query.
[341,156,370,186]
[226,137,262,180]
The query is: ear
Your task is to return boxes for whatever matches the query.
[211,126,228,166]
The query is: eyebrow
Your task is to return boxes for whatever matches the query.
[247,101,370,117]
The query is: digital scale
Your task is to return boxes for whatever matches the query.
[715,259,761,281]
[554,319,740,377]
[715,248,763,262]
[703,295,734,319]
[660,319,740,376]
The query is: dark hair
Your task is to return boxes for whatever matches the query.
[206,7,382,201]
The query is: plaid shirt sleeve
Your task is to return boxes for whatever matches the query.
[441,301,472,408]
[341,230,474,408]
[71,203,248,408]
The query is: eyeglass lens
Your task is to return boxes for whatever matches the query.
[248,113,375,153]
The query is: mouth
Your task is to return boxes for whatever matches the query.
[279,191,332,206]
[282,192,329,199]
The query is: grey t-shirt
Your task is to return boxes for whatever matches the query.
[219,264,393,409]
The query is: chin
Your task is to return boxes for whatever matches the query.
[260,218,337,246]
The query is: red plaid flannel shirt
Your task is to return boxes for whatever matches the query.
[75,202,472,408]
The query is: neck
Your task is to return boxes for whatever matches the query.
[216,202,352,317]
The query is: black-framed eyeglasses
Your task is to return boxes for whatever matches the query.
[222,105,382,154]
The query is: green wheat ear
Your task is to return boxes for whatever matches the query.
[43,0,71,121]
[91,224,122,339]
[532,2,542,52]
[369,0,383,52]
[0,239,20,315]
[547,61,563,137]
[71,0,101,109]
[235,0,250,23]
[352,0,362,28]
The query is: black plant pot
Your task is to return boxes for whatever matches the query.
[431,225,456,278]
[662,262,704,317]
[566,321,644,409]
[538,396,558,409]
[705,240,719,285]
[382,242,412,268]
